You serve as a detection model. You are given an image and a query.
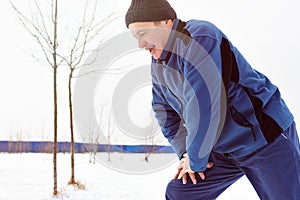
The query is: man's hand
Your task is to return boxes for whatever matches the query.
[173,153,213,184]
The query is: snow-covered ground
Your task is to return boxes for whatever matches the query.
[0,153,259,200]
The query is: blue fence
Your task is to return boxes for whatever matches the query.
[0,141,175,153]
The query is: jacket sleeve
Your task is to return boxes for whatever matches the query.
[182,36,224,172]
[151,62,187,159]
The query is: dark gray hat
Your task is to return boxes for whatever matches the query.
[125,0,177,28]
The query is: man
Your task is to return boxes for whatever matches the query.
[125,0,300,199]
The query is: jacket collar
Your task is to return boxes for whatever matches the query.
[158,19,191,62]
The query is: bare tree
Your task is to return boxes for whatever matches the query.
[88,111,102,164]
[106,114,114,161]
[144,112,157,162]
[89,133,99,164]
[11,0,118,195]
[11,0,61,195]
[58,0,116,186]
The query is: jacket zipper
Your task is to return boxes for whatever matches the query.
[159,64,185,123]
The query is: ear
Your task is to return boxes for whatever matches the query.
[166,19,174,29]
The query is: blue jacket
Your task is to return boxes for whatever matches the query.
[151,19,294,172]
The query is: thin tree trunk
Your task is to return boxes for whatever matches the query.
[53,66,58,196]
[52,0,58,196]
[68,69,76,184]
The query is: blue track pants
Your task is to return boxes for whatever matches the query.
[166,122,300,200]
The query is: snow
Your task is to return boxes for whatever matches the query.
[0,153,259,200]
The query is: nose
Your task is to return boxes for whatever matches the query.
[138,38,147,49]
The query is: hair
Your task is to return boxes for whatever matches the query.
[154,19,173,26]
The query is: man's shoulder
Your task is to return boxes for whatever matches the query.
[185,19,222,40]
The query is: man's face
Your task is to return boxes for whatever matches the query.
[129,21,172,59]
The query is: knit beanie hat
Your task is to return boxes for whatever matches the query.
[125,0,177,28]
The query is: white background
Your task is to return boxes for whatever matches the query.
[0,0,299,199]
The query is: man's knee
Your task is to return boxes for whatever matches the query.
[165,179,213,200]
[165,179,184,200]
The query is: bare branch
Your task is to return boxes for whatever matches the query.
[33,0,52,45]
[69,0,97,68]
[56,0,119,76]
[11,1,55,67]
[73,65,132,79]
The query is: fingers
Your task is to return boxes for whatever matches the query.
[176,170,206,184]
[175,169,187,184]
[182,173,187,184]
[177,168,186,180]
[189,172,197,184]
[197,162,213,180]
[173,168,181,180]
[173,156,214,184]
[198,172,205,180]
[175,168,192,184]
[181,172,202,184]
[207,162,214,169]
[173,158,186,180]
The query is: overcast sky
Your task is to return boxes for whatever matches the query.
[0,0,299,142]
